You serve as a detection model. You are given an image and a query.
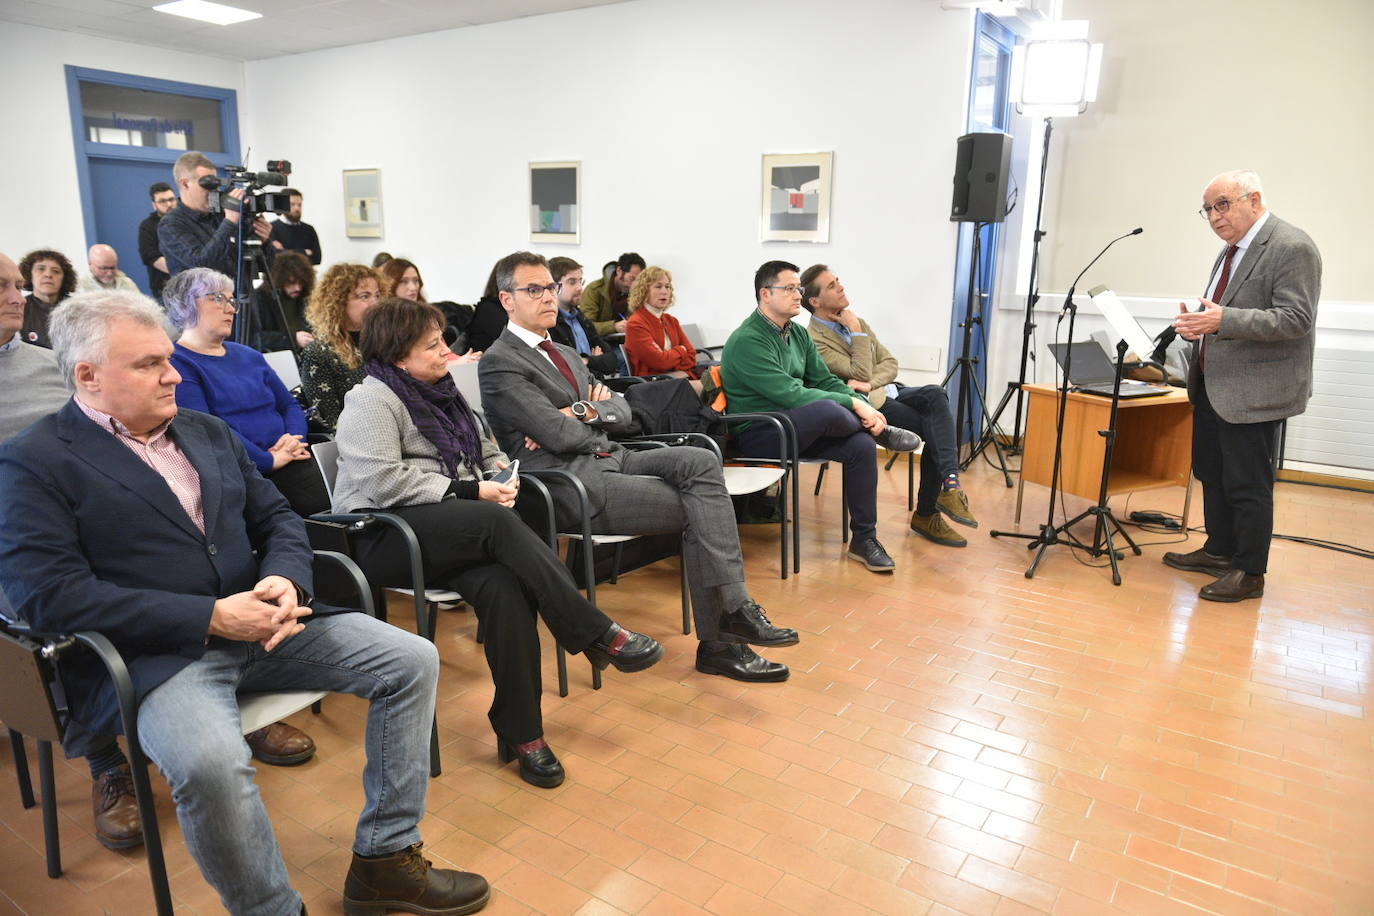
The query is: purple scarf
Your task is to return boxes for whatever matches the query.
[366,360,483,478]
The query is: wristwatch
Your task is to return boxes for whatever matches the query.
[570,400,591,420]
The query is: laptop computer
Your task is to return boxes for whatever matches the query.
[1046,341,1172,399]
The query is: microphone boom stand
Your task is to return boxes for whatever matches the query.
[989,227,1144,583]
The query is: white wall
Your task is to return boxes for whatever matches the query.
[243,0,975,377]
[0,22,244,264]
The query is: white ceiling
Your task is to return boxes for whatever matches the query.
[0,0,631,61]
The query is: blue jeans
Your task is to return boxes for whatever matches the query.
[136,612,438,916]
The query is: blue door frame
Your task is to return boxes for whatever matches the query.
[65,66,240,289]
[946,12,1016,449]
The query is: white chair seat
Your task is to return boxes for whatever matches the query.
[263,350,301,390]
[388,587,463,603]
[723,465,786,496]
[237,690,326,735]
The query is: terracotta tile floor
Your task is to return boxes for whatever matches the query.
[3,459,1372,915]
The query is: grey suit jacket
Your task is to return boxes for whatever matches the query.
[1187,213,1322,424]
[479,329,637,520]
[331,376,506,513]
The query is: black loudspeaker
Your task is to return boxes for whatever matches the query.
[950,132,1012,223]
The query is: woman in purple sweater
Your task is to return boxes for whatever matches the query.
[166,268,325,516]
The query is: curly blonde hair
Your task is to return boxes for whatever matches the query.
[627,266,673,313]
[305,263,387,369]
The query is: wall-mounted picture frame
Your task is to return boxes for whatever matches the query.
[529,160,580,244]
[760,151,833,243]
[343,168,384,238]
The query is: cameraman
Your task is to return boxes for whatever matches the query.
[158,151,273,282]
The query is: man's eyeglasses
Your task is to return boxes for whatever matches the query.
[510,284,559,298]
[203,292,236,309]
[1198,193,1251,219]
[765,285,803,295]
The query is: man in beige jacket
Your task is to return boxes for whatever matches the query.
[801,264,977,547]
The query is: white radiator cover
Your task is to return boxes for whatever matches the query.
[1284,347,1374,473]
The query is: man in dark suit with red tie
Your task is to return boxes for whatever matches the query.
[1165,170,1321,602]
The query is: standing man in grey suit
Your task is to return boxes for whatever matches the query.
[1164,170,1321,602]
[479,251,799,681]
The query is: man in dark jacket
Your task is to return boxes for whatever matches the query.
[137,182,177,298]
[548,256,620,378]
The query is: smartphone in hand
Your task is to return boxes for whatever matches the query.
[489,459,519,485]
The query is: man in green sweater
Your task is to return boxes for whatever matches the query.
[721,260,920,572]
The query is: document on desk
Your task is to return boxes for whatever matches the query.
[1089,285,1155,361]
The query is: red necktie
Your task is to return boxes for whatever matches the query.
[537,339,581,398]
[1201,245,1238,372]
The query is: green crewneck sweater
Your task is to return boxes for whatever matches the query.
[720,309,859,421]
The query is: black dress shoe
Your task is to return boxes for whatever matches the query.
[1162,548,1232,577]
[874,425,922,452]
[695,641,789,682]
[497,737,565,788]
[846,537,895,572]
[584,623,664,673]
[1199,569,1264,603]
[718,601,799,647]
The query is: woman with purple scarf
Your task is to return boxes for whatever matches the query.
[331,298,663,788]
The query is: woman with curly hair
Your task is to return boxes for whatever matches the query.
[18,248,77,348]
[299,262,385,431]
[253,250,316,353]
[623,265,704,378]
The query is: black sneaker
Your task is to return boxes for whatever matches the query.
[846,537,895,572]
[718,601,799,647]
[874,426,922,452]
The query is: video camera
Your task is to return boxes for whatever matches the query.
[199,159,294,217]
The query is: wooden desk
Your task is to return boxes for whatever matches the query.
[1017,383,1194,522]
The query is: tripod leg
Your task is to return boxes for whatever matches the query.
[961,368,1014,487]
[1099,520,1123,586]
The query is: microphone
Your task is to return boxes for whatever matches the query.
[1063,227,1144,312]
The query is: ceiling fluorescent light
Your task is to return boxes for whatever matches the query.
[154,0,262,26]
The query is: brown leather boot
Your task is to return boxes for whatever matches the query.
[246,721,316,766]
[343,843,489,916]
[92,764,143,850]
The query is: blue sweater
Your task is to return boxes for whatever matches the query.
[171,342,307,474]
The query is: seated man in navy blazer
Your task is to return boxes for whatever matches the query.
[0,290,489,916]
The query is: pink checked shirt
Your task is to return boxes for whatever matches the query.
[75,399,205,534]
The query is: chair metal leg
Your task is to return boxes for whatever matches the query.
[124,744,173,916]
[908,451,915,511]
[37,740,60,879]
[681,552,691,636]
[310,700,322,714]
[429,721,441,777]
[556,645,568,697]
[10,729,35,809]
[813,462,827,495]
[609,543,623,585]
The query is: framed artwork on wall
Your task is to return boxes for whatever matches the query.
[343,168,383,238]
[529,160,580,244]
[760,151,833,243]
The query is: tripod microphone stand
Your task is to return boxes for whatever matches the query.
[988,227,1143,582]
[942,220,1013,487]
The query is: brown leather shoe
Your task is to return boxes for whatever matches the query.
[92,764,143,850]
[1199,569,1264,603]
[910,510,966,547]
[343,843,490,916]
[246,721,316,766]
[1162,547,1232,577]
